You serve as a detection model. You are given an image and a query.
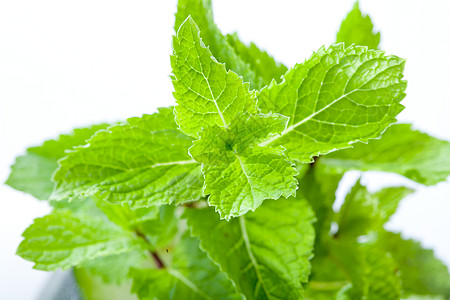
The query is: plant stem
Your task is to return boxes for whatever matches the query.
[151,251,165,269]
[135,230,165,269]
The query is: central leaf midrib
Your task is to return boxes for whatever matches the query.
[239,215,271,299]
[189,21,228,130]
[259,89,360,147]
[168,268,212,300]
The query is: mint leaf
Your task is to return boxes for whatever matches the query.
[363,243,402,300]
[52,107,203,207]
[189,113,289,164]
[175,0,257,88]
[299,165,343,255]
[335,180,413,238]
[172,17,257,138]
[136,205,179,249]
[258,44,406,162]
[80,250,149,285]
[309,240,401,300]
[188,112,296,219]
[381,231,450,298]
[17,210,143,271]
[320,124,450,185]
[203,146,298,219]
[336,2,381,49]
[6,124,108,200]
[130,233,244,300]
[184,196,316,299]
[226,33,288,88]
[95,201,160,231]
[335,180,381,238]
[75,268,138,300]
[375,186,414,222]
[95,201,178,249]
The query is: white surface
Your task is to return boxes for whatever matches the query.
[1,0,449,298]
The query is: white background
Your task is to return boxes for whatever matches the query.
[1,0,449,299]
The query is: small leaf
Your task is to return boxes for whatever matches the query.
[175,0,257,88]
[226,33,288,88]
[336,2,381,49]
[203,146,298,219]
[189,112,295,219]
[335,181,414,238]
[172,16,257,138]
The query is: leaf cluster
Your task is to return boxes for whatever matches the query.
[6,1,450,299]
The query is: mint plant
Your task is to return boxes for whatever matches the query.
[6,1,450,299]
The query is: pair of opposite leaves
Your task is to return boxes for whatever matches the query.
[51,16,407,220]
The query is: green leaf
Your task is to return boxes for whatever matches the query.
[95,201,160,231]
[299,165,342,254]
[130,233,244,300]
[380,231,450,298]
[189,112,296,219]
[172,16,257,138]
[203,146,298,219]
[335,180,379,238]
[319,124,450,185]
[336,2,381,50]
[80,250,150,285]
[51,107,203,207]
[17,210,143,271]
[226,33,288,88]
[6,124,108,200]
[189,113,289,164]
[335,181,414,238]
[257,44,406,162]
[309,239,401,300]
[184,196,316,299]
[75,268,138,300]
[363,243,402,300]
[375,186,414,222]
[175,0,257,88]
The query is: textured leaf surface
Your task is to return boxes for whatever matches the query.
[52,107,203,207]
[320,124,450,185]
[381,231,450,298]
[226,33,288,88]
[6,124,108,200]
[175,0,257,88]
[189,113,289,165]
[172,17,257,138]
[130,234,244,300]
[17,210,143,270]
[336,2,381,49]
[185,196,316,299]
[258,44,406,162]
[189,112,296,219]
[203,146,298,219]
